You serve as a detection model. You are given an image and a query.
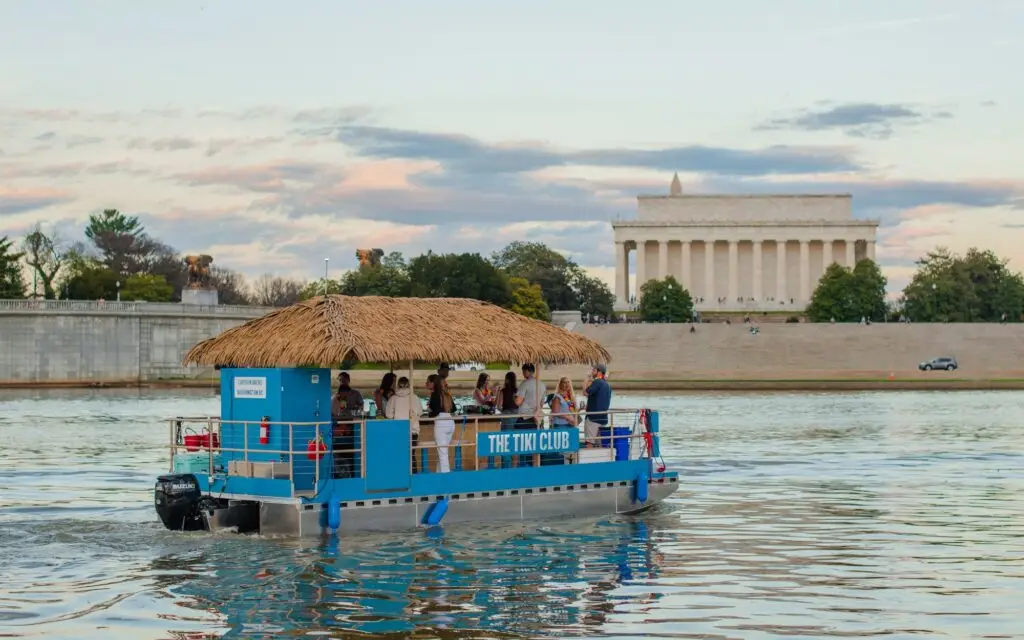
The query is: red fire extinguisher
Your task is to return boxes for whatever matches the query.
[259,416,270,445]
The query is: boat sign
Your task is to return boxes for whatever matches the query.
[477,428,579,457]
[233,376,267,399]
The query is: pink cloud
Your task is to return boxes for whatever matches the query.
[338,159,438,191]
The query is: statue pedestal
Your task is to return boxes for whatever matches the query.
[181,288,219,306]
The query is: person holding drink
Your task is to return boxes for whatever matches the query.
[582,364,612,448]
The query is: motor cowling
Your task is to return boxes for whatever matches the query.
[154,473,205,531]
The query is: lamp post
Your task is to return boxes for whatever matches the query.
[323,258,329,296]
[115,280,121,302]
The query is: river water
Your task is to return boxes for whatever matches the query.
[0,389,1021,639]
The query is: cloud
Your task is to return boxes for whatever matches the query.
[335,125,861,176]
[66,135,104,148]
[128,137,199,152]
[204,136,284,157]
[0,187,75,216]
[756,102,953,139]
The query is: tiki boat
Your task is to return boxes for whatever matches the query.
[154,296,679,536]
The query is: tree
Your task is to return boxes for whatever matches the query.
[851,259,888,322]
[806,263,857,322]
[22,224,64,299]
[491,241,577,311]
[85,208,144,242]
[408,252,512,306]
[902,247,1024,322]
[120,274,174,302]
[638,276,693,323]
[208,266,251,305]
[570,268,615,320]
[339,252,412,297]
[508,277,551,321]
[299,278,344,300]
[250,274,304,307]
[0,235,27,299]
[60,245,119,300]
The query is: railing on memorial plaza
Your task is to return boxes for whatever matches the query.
[0,299,275,316]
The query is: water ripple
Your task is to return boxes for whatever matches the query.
[0,388,1022,639]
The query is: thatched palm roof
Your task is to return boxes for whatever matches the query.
[183,295,611,367]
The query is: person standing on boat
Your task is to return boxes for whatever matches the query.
[472,373,496,410]
[428,377,457,473]
[497,372,518,429]
[373,372,397,418]
[386,376,422,474]
[331,372,364,477]
[583,364,612,448]
[550,377,579,428]
[514,363,547,467]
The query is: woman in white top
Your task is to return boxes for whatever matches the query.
[385,376,422,473]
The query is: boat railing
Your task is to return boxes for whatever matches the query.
[166,408,655,493]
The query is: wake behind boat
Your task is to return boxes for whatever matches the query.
[154,295,679,536]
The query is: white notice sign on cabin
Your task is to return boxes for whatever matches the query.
[234,376,267,399]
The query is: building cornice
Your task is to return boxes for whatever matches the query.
[637,193,853,200]
[612,219,880,228]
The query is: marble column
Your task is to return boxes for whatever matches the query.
[776,240,787,302]
[799,240,810,302]
[752,240,763,302]
[680,241,692,290]
[614,241,628,306]
[822,239,833,267]
[634,240,646,300]
[704,240,715,303]
[658,240,669,280]
[866,241,876,261]
[845,240,856,267]
[728,240,739,303]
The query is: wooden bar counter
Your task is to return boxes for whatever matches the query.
[417,413,506,472]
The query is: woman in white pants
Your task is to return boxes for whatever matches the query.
[428,378,457,472]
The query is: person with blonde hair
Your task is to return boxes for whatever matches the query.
[550,376,579,428]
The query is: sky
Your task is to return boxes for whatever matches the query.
[1,0,1022,295]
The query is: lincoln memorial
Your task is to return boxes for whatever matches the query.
[612,174,880,312]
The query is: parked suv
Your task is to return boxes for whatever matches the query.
[919,356,958,371]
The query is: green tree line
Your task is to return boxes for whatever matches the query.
[0,216,616,322]
[632,247,1024,324]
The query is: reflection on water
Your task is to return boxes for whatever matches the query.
[1,388,1023,639]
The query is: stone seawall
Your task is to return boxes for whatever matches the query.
[2,300,1023,387]
[0,301,270,385]
[575,322,1024,379]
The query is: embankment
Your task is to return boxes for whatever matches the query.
[0,300,268,385]
[2,300,1022,391]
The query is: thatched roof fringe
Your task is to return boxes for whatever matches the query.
[183,295,610,368]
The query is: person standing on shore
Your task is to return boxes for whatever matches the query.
[583,364,612,447]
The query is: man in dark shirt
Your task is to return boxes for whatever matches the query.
[583,364,612,447]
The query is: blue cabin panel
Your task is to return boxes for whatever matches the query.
[364,419,413,493]
[280,368,333,491]
[219,368,282,464]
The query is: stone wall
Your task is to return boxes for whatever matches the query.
[0,301,270,384]
[571,322,1024,379]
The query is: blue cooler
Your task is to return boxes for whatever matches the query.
[611,427,631,461]
[599,426,631,461]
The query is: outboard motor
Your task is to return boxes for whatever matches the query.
[154,473,205,531]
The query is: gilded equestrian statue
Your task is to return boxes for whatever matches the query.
[355,248,384,267]
[184,254,214,289]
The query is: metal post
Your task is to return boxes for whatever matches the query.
[168,419,174,472]
[289,423,294,497]
[207,417,214,475]
[243,420,248,464]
